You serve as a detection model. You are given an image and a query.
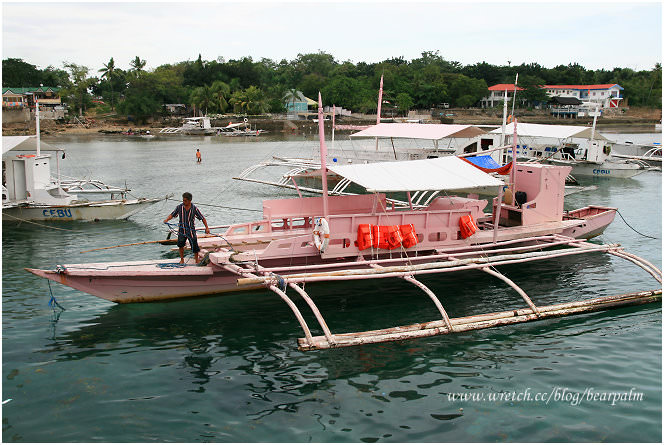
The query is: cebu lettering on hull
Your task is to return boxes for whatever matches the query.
[42,208,73,218]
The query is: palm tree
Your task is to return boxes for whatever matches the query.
[211,80,231,113]
[98,57,115,110]
[130,56,146,72]
[190,86,215,116]
[284,88,300,112]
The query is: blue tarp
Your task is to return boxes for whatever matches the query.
[464,155,501,169]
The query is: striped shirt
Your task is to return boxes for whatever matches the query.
[170,203,204,239]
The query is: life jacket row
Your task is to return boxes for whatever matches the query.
[356,224,419,251]
[356,215,478,250]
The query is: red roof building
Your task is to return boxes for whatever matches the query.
[487,84,525,92]
[483,83,624,109]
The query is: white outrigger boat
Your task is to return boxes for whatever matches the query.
[28,95,661,350]
[234,123,498,196]
[160,116,217,135]
[3,106,164,222]
[488,122,649,179]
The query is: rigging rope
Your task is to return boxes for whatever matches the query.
[616,209,659,240]
[47,280,65,311]
[185,202,262,213]
[3,213,79,231]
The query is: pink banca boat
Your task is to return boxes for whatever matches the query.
[28,96,662,350]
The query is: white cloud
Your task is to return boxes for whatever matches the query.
[2,1,661,71]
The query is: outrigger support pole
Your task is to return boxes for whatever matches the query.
[402,275,454,332]
[608,250,662,284]
[481,267,541,317]
[288,282,335,346]
[268,284,315,346]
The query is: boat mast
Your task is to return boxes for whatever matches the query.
[500,88,508,147]
[36,99,41,156]
[590,105,599,141]
[317,93,329,219]
[375,74,383,151]
[332,104,336,147]
[509,74,519,194]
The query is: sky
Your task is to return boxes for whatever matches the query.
[2,1,662,73]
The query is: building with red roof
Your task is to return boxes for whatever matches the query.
[482,83,624,109]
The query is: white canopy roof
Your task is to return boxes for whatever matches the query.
[350,123,484,140]
[489,122,607,141]
[2,136,60,156]
[327,156,504,192]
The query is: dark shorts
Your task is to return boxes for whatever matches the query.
[177,233,200,253]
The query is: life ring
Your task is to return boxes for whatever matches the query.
[313,217,330,253]
[603,145,611,155]
[243,117,248,123]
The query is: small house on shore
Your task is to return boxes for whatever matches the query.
[2,87,65,123]
[283,90,317,119]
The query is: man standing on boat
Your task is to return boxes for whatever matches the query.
[163,192,210,264]
[196,148,202,163]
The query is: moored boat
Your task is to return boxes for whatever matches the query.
[27,95,661,350]
[488,122,648,179]
[3,112,163,222]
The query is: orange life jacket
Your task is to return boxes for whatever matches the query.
[399,224,418,248]
[459,215,478,239]
[372,225,390,250]
[386,225,403,250]
[356,224,373,251]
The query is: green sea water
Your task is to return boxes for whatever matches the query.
[2,133,661,442]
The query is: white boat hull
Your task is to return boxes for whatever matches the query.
[3,198,161,222]
[546,159,645,178]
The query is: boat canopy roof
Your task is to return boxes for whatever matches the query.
[2,136,59,156]
[319,156,504,193]
[350,123,486,140]
[489,122,608,141]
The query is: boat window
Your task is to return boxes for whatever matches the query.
[271,219,290,230]
[330,238,351,248]
[230,226,248,235]
[251,223,266,233]
[291,217,309,228]
[428,232,447,242]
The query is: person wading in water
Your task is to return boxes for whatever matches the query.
[163,192,210,264]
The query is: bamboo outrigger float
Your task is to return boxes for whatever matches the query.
[27,94,661,350]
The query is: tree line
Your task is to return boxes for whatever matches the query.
[2,51,661,123]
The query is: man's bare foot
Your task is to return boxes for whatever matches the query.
[179,259,185,264]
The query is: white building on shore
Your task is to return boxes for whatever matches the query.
[481,83,624,109]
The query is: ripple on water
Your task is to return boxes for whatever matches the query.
[2,136,661,442]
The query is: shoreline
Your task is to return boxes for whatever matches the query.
[2,113,661,136]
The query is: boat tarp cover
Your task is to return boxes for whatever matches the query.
[489,122,607,141]
[2,136,60,155]
[327,156,504,192]
[463,155,501,169]
[350,123,484,140]
[461,156,513,174]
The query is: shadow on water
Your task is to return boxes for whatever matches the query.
[45,246,658,367]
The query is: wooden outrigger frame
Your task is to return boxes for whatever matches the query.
[222,96,661,351]
[221,233,661,351]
